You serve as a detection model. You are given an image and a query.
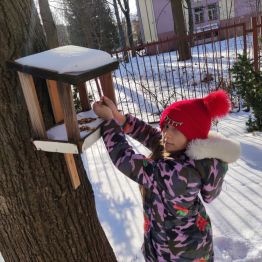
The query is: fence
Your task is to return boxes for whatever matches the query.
[87,16,262,123]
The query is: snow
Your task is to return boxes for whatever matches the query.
[15,45,117,74]
[46,110,103,141]
[81,112,262,262]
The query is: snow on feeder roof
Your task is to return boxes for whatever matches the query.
[9,45,119,85]
[8,45,119,189]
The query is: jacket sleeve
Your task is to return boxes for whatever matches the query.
[101,120,187,196]
[101,119,160,190]
[121,114,162,152]
[195,158,228,203]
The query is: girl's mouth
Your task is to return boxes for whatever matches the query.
[164,141,173,146]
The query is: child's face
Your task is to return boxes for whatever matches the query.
[162,124,188,153]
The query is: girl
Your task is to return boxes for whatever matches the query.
[93,90,240,262]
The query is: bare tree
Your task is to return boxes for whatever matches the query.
[0,0,117,261]
[116,0,136,56]
[38,0,59,48]
[247,0,262,15]
[184,0,194,35]
[113,0,126,49]
[170,0,191,61]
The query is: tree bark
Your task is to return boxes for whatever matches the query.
[170,0,191,61]
[0,0,117,261]
[38,0,59,48]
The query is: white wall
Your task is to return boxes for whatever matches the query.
[137,0,158,42]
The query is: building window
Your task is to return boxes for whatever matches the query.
[208,4,218,21]
[194,7,204,24]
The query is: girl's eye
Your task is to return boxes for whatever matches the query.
[165,124,169,129]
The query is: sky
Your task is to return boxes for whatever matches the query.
[129,0,138,14]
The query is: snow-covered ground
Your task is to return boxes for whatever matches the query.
[108,35,253,123]
[82,111,262,262]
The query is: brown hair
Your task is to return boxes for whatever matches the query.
[139,139,169,203]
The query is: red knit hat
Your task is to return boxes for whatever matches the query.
[159,90,231,140]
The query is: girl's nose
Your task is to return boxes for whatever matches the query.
[163,129,171,139]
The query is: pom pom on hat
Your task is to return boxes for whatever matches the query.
[160,90,231,140]
[203,89,231,118]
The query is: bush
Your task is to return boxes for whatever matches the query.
[230,53,262,131]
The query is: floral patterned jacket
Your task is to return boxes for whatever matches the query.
[101,114,231,262]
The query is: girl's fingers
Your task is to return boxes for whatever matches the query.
[102,96,109,104]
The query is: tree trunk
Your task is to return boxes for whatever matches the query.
[117,0,136,57]
[185,0,194,35]
[0,1,117,261]
[170,0,191,61]
[38,0,59,48]
[113,0,126,49]
[113,0,129,62]
[125,11,135,52]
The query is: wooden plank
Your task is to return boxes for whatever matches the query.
[95,78,102,97]
[18,72,47,139]
[46,80,64,123]
[33,140,79,154]
[56,82,82,189]
[77,83,91,111]
[57,82,80,143]
[99,72,117,105]
[64,154,81,189]
[8,60,119,85]
[81,127,102,152]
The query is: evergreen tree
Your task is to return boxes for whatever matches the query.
[93,0,119,51]
[231,53,262,131]
[64,0,118,51]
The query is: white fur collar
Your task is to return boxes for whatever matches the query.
[185,131,241,163]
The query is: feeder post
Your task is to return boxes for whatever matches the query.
[64,153,81,190]
[46,80,64,123]
[57,82,80,143]
[99,72,117,105]
[77,83,91,111]
[18,72,47,139]
[47,80,80,189]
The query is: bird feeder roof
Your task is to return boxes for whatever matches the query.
[8,45,119,85]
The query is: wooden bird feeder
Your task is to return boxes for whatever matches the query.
[8,45,119,189]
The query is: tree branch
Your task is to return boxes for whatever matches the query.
[116,0,126,14]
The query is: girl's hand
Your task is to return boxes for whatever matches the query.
[101,96,126,125]
[101,96,118,115]
[93,101,113,120]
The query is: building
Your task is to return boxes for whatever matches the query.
[136,0,262,45]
